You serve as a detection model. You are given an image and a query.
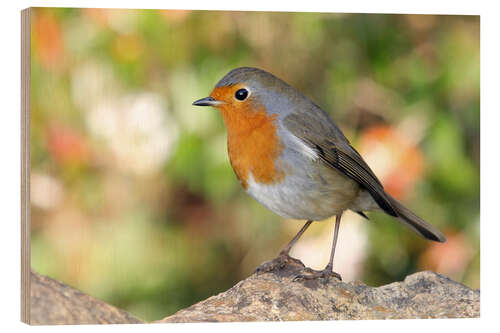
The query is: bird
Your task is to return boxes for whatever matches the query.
[192,67,446,281]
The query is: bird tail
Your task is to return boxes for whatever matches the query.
[386,194,446,243]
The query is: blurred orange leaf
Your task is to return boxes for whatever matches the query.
[359,125,424,200]
[419,231,472,278]
[33,10,65,69]
[46,125,91,166]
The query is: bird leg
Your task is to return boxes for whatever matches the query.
[293,213,342,281]
[255,220,313,274]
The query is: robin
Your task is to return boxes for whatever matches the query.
[193,67,446,281]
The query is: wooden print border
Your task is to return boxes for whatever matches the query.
[21,7,31,325]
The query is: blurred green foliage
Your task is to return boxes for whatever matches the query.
[30,8,479,322]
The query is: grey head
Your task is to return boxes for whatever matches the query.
[214,67,272,88]
[192,67,347,142]
[214,67,346,138]
[213,67,314,120]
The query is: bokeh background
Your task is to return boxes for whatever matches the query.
[30,8,480,322]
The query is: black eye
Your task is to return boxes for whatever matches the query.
[235,88,248,101]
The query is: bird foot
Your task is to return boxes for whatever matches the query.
[255,252,302,274]
[293,266,342,282]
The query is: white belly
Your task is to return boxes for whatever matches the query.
[243,130,361,221]
[245,165,360,221]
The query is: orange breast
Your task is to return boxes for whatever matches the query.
[211,86,285,189]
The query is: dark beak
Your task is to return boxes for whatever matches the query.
[192,96,223,107]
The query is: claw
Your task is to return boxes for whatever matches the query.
[293,267,342,282]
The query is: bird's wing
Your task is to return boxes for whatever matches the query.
[283,112,397,217]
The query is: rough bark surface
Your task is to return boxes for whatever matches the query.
[158,260,480,322]
[30,271,142,325]
[30,259,480,325]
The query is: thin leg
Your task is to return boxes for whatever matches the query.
[255,220,313,274]
[293,213,343,281]
[281,220,313,255]
[325,213,341,271]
